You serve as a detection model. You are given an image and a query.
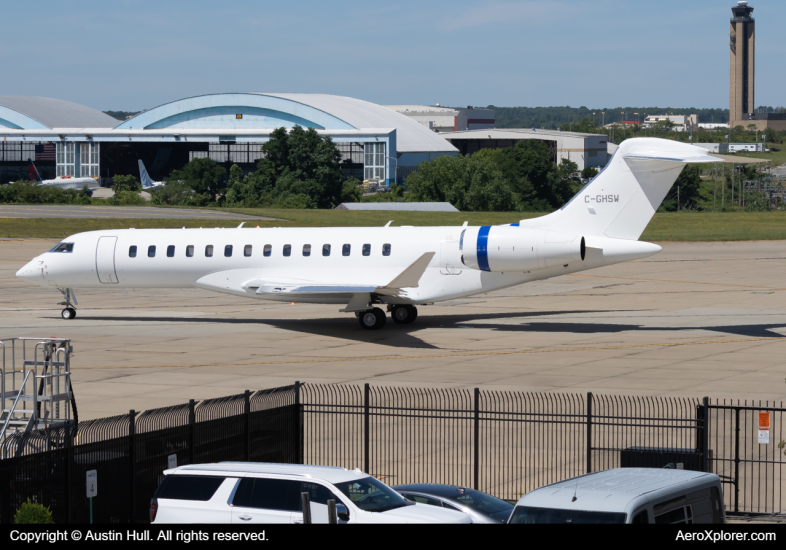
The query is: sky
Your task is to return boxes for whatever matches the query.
[1,0,784,112]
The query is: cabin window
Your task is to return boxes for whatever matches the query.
[186,245,194,257]
[342,244,351,256]
[148,245,156,258]
[382,244,391,256]
[205,245,213,257]
[49,242,74,253]
[129,246,137,258]
[263,245,272,257]
[303,244,311,257]
[322,244,331,256]
[225,245,233,257]
[283,245,291,257]
[167,245,175,258]
[362,244,371,256]
[244,245,252,257]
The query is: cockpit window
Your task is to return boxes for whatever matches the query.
[49,242,74,253]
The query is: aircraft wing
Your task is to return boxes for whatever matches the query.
[194,252,436,311]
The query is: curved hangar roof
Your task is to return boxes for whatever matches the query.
[115,93,456,154]
[0,96,118,130]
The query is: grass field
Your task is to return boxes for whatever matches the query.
[1,209,786,241]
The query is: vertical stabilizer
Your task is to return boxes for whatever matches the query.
[520,138,721,241]
[138,160,155,189]
[27,159,43,183]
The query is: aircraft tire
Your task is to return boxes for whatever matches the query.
[391,305,417,324]
[61,307,76,320]
[359,308,386,330]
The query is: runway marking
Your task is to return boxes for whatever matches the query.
[73,336,786,371]
[569,274,786,291]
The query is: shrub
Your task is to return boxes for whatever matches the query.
[108,190,147,206]
[112,174,141,193]
[14,499,54,524]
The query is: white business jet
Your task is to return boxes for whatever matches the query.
[138,160,164,190]
[17,139,725,328]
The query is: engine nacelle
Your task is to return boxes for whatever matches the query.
[460,226,585,272]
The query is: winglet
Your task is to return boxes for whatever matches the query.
[385,220,393,227]
[237,222,245,228]
[381,252,435,290]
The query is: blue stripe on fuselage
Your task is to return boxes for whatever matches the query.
[477,226,491,272]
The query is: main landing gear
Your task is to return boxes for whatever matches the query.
[356,305,418,330]
[58,288,77,320]
[390,304,417,325]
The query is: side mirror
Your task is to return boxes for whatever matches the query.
[336,503,350,522]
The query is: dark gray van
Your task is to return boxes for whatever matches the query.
[509,468,725,524]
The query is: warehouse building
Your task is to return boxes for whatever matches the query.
[385,105,495,132]
[0,94,458,185]
[439,128,609,170]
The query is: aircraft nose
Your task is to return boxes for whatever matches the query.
[16,260,42,282]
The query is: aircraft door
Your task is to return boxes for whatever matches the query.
[95,237,119,284]
[440,240,462,275]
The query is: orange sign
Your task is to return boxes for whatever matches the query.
[759,412,770,429]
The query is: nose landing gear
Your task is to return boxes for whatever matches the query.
[58,288,77,320]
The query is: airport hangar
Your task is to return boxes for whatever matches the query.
[0,93,458,184]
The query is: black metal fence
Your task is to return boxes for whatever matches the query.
[1,382,784,523]
[302,385,785,516]
[0,385,298,524]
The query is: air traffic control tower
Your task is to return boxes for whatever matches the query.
[729,1,754,125]
[728,2,786,131]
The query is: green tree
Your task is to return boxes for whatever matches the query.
[111,174,141,193]
[340,178,363,203]
[167,158,227,204]
[151,181,194,206]
[491,140,573,209]
[659,165,703,211]
[581,166,599,180]
[405,154,518,211]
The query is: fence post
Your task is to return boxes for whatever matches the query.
[702,397,710,473]
[364,383,370,474]
[188,399,195,465]
[586,392,593,474]
[295,381,302,464]
[244,390,251,461]
[65,424,73,524]
[129,409,136,524]
[473,388,480,490]
[734,407,740,513]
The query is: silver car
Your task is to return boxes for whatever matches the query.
[393,484,514,524]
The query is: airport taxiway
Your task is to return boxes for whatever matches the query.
[0,205,271,220]
[1,238,785,420]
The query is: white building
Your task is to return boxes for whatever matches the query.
[643,115,698,132]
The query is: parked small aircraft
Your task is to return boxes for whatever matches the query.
[17,139,730,328]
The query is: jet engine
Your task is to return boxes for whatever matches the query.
[460,225,585,272]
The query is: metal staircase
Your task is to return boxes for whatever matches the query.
[1,338,74,458]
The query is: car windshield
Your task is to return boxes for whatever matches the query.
[509,506,626,524]
[334,477,408,513]
[449,489,513,515]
